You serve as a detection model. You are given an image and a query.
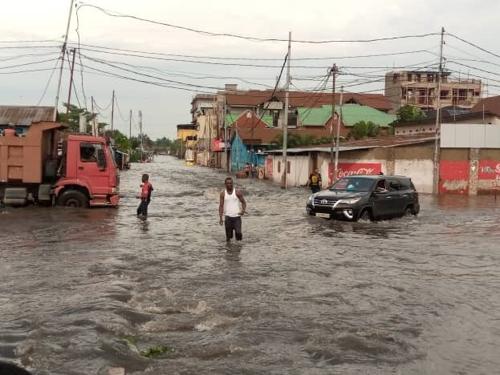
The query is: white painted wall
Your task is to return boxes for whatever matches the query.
[395,159,433,193]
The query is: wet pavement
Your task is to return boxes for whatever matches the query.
[1,156,500,375]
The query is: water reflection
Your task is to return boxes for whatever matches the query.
[1,156,500,375]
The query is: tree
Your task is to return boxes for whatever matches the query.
[396,105,426,123]
[350,121,379,140]
[58,103,109,133]
[104,129,130,152]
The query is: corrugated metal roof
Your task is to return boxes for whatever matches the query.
[266,135,435,154]
[0,106,56,126]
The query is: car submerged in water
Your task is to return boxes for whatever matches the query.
[306,175,420,221]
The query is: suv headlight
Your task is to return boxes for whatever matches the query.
[340,197,361,205]
[307,195,313,203]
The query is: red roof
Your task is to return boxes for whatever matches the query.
[231,110,268,129]
[471,96,500,117]
[225,90,392,112]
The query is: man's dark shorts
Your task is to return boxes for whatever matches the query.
[225,216,242,241]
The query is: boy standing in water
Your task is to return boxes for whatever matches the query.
[219,177,246,241]
[137,174,153,217]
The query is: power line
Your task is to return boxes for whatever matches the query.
[0,67,58,75]
[36,59,60,106]
[67,40,436,61]
[0,51,59,62]
[0,57,60,70]
[447,32,500,60]
[77,3,439,44]
[75,5,88,109]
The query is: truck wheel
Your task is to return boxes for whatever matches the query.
[358,209,372,222]
[57,190,89,208]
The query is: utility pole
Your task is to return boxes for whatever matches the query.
[329,64,338,163]
[223,95,229,172]
[91,96,97,136]
[281,31,291,189]
[54,0,75,120]
[333,86,344,183]
[432,27,445,195]
[65,48,76,116]
[111,90,115,131]
[139,110,143,162]
[129,109,132,155]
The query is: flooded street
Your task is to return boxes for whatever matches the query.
[1,156,500,375]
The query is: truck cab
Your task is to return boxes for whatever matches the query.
[55,134,120,207]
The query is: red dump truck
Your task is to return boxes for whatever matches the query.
[0,121,119,207]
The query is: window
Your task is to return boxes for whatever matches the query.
[440,90,449,99]
[427,74,434,82]
[272,111,280,127]
[288,109,298,127]
[407,73,412,81]
[80,143,101,163]
[393,73,400,83]
[416,73,421,82]
[287,161,291,174]
[278,161,281,173]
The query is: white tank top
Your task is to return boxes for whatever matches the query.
[224,189,241,217]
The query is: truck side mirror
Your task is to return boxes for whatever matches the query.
[97,149,106,170]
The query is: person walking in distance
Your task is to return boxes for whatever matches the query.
[137,173,153,218]
[307,168,322,193]
[219,177,246,241]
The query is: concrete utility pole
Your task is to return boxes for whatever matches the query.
[111,90,115,131]
[54,0,75,120]
[139,110,143,162]
[91,96,96,136]
[65,48,76,116]
[432,27,445,195]
[333,86,344,183]
[223,95,229,172]
[281,31,291,189]
[129,109,132,155]
[330,64,338,163]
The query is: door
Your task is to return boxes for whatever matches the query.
[77,142,109,196]
[371,179,394,218]
[387,178,407,216]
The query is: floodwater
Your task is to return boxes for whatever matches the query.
[1,156,500,375]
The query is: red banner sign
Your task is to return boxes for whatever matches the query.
[478,160,500,180]
[328,162,381,184]
[265,157,273,178]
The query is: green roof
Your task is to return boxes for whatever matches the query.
[225,112,239,126]
[298,105,332,126]
[341,104,396,128]
[224,111,274,127]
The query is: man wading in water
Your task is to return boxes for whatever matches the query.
[219,177,246,241]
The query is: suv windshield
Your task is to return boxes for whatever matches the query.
[330,177,374,192]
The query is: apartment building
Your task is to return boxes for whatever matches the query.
[385,70,482,112]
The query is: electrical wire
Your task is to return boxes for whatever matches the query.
[36,59,60,105]
[0,57,60,70]
[0,51,59,62]
[77,3,439,44]
[67,40,436,61]
[447,32,500,60]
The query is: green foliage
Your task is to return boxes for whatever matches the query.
[396,105,426,123]
[350,121,380,140]
[140,345,175,358]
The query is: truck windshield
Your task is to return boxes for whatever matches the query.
[330,177,374,192]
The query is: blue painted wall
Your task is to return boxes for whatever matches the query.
[230,134,265,171]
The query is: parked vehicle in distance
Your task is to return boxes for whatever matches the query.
[306,175,419,221]
[1,121,119,208]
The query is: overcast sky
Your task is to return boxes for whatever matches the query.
[2,0,500,139]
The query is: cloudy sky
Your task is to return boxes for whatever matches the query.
[1,0,500,139]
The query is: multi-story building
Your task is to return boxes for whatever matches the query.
[385,70,482,112]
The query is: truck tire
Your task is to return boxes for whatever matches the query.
[57,190,89,208]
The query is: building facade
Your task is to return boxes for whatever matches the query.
[385,71,482,112]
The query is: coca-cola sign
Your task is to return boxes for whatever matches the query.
[328,162,381,184]
[478,160,500,180]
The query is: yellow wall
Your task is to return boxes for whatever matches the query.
[177,128,197,142]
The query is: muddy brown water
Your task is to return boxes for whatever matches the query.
[1,156,500,375]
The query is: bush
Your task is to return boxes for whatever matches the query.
[350,121,379,140]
